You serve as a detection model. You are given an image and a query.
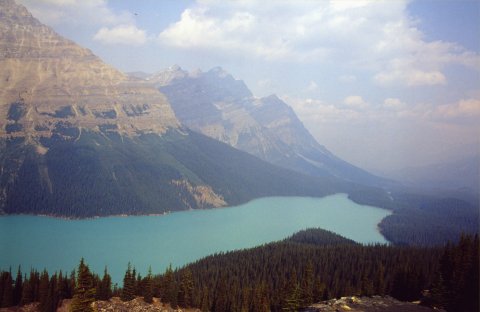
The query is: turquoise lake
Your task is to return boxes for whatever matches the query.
[0,194,390,284]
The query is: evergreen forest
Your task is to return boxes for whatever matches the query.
[0,229,477,312]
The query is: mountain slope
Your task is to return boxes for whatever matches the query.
[0,0,384,217]
[153,66,388,186]
[2,129,347,217]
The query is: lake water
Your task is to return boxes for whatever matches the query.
[0,194,390,284]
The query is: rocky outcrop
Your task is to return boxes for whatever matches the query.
[93,297,200,312]
[0,0,179,139]
[171,179,227,208]
[0,298,200,312]
[304,296,445,312]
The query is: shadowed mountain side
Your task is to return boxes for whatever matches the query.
[0,129,391,218]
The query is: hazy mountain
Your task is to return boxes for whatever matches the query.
[0,0,391,217]
[153,65,389,187]
[388,155,479,192]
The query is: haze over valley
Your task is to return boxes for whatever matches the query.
[0,1,478,311]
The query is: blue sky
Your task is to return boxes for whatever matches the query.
[18,0,480,173]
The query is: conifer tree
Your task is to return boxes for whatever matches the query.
[162,264,177,307]
[70,259,95,312]
[38,270,52,312]
[178,268,194,307]
[13,266,23,306]
[121,263,135,301]
[50,273,59,311]
[143,267,153,304]
[200,286,210,312]
[98,267,112,301]
[1,271,13,308]
[56,271,67,304]
[301,261,314,305]
[282,283,302,312]
[20,278,32,306]
[131,267,137,296]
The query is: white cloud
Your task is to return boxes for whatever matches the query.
[383,98,406,110]
[18,0,132,27]
[344,96,369,110]
[434,98,480,120]
[159,0,479,87]
[283,96,363,124]
[94,25,147,46]
[18,0,148,46]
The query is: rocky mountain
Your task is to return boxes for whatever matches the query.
[153,66,388,186]
[0,0,390,217]
[0,0,179,139]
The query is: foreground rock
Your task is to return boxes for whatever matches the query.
[303,296,444,312]
[0,297,200,312]
[93,297,200,312]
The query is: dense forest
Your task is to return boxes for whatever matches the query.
[1,229,477,312]
[378,193,479,246]
[0,129,350,218]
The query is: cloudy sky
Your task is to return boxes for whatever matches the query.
[18,0,480,174]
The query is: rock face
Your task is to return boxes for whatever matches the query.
[0,0,179,140]
[154,66,387,186]
[304,296,444,312]
[94,297,200,312]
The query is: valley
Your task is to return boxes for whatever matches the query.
[0,0,478,311]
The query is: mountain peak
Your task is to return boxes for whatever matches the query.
[168,64,182,71]
[148,65,188,86]
[207,66,229,78]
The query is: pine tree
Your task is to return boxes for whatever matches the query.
[96,267,112,301]
[1,271,13,308]
[21,270,37,305]
[50,273,59,311]
[38,270,52,312]
[68,270,76,299]
[213,275,229,312]
[301,261,314,305]
[178,268,194,307]
[70,259,95,312]
[56,271,67,305]
[282,283,302,312]
[20,278,32,306]
[121,263,135,301]
[200,286,210,312]
[13,266,23,306]
[162,264,177,307]
[143,267,153,304]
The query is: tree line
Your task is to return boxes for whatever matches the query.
[0,229,477,311]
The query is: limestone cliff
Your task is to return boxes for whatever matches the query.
[0,0,179,140]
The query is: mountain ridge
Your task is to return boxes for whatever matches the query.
[152,65,390,187]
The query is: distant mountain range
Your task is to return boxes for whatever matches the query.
[0,0,391,218]
[387,155,479,193]
[148,65,389,187]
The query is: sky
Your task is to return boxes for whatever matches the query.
[17,0,480,174]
